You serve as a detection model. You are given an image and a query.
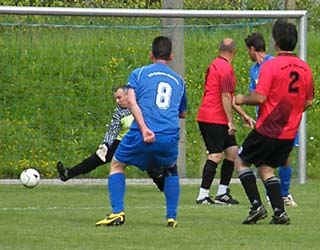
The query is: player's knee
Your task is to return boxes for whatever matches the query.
[164,164,178,177]
[208,153,223,163]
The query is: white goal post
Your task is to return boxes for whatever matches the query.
[0,6,309,183]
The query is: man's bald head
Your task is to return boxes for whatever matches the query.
[219,38,236,53]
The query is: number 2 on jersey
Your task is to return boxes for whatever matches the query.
[288,71,299,93]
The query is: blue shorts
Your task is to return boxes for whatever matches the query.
[114,129,179,171]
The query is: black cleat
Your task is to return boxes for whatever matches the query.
[243,206,268,224]
[196,196,215,205]
[270,212,290,225]
[56,161,69,182]
[214,188,239,205]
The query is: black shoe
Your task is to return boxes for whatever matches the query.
[56,161,69,182]
[214,188,239,205]
[270,212,290,225]
[242,206,268,224]
[196,196,215,205]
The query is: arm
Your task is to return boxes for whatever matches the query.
[221,92,236,135]
[179,111,187,118]
[232,97,255,128]
[127,88,155,143]
[103,106,122,147]
[235,92,266,106]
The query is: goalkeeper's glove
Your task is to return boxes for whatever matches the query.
[96,143,108,162]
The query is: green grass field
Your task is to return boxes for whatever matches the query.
[1,180,319,250]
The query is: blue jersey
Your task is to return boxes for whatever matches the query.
[127,63,187,135]
[249,54,273,92]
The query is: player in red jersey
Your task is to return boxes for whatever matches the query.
[196,38,255,205]
[235,19,314,225]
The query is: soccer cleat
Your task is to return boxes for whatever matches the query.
[242,206,268,224]
[283,194,298,207]
[214,189,239,205]
[196,196,215,205]
[270,212,291,225]
[56,161,69,182]
[95,212,125,227]
[167,218,178,228]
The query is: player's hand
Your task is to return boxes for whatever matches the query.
[242,114,256,129]
[142,128,155,143]
[96,143,108,162]
[227,122,237,135]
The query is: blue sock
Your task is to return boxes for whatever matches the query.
[164,176,180,220]
[279,166,292,197]
[108,173,125,213]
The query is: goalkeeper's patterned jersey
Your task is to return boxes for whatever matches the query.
[103,106,133,148]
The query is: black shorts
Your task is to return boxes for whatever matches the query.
[238,130,294,168]
[198,122,237,154]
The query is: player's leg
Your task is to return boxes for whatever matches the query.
[262,138,293,225]
[96,132,148,226]
[196,122,223,204]
[96,158,126,227]
[280,135,299,206]
[236,130,267,224]
[163,164,179,228]
[57,154,104,182]
[56,141,119,182]
[146,164,164,192]
[261,166,290,225]
[214,137,239,205]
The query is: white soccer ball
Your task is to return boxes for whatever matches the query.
[20,168,41,188]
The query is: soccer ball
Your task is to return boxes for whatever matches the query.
[20,168,41,188]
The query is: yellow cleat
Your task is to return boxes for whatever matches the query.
[167,218,178,228]
[95,212,125,227]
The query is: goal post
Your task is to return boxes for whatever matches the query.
[0,6,309,183]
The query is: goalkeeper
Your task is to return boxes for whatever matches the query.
[56,85,164,191]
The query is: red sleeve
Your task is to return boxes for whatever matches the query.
[220,71,235,93]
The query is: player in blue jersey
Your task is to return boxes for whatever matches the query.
[56,85,165,191]
[245,32,297,207]
[95,36,187,228]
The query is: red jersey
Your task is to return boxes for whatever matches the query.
[255,53,314,139]
[197,56,236,124]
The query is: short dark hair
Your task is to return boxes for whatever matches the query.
[244,32,266,52]
[272,19,298,51]
[152,36,172,60]
[113,85,128,93]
